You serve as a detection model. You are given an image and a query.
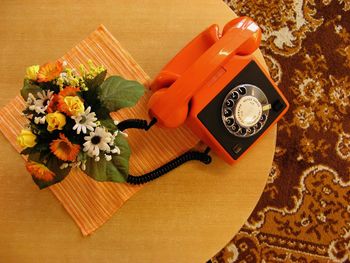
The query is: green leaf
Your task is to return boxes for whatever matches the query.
[20,79,42,100]
[110,133,131,180]
[94,106,110,120]
[28,153,71,189]
[85,70,107,90]
[20,147,34,156]
[33,142,50,152]
[20,140,50,156]
[83,70,107,107]
[99,117,117,131]
[20,141,50,156]
[98,76,145,112]
[93,107,117,130]
[22,108,32,115]
[84,133,130,182]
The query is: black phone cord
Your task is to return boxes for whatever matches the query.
[116,118,212,185]
[117,118,157,131]
[127,148,211,184]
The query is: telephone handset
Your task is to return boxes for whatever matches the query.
[147,16,289,164]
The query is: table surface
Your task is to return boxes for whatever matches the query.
[0,0,276,262]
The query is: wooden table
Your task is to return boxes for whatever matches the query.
[0,0,276,262]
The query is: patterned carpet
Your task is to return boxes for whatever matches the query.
[211,0,350,262]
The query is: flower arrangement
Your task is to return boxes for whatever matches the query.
[17,60,145,189]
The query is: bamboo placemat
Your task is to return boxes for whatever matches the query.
[0,25,199,236]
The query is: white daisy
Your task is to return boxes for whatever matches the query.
[83,127,113,157]
[81,162,86,171]
[34,115,46,124]
[71,106,97,134]
[60,163,69,170]
[111,147,120,154]
[104,154,112,161]
[27,90,54,114]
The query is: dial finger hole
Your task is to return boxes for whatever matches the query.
[226,118,234,126]
[238,86,246,95]
[239,127,247,136]
[225,99,234,107]
[224,109,232,117]
[231,91,239,100]
[247,127,255,135]
[231,124,239,132]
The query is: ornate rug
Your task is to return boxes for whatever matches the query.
[211,0,350,262]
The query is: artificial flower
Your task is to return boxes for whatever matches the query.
[59,86,80,97]
[46,111,66,132]
[25,65,40,80]
[80,60,106,80]
[104,154,112,161]
[55,87,83,116]
[60,163,69,169]
[57,69,81,88]
[83,127,113,157]
[62,96,85,116]
[50,133,80,161]
[18,60,143,188]
[17,129,37,148]
[27,90,54,114]
[26,161,55,182]
[47,94,60,113]
[37,61,63,82]
[34,115,46,125]
[110,147,121,154]
[71,106,97,134]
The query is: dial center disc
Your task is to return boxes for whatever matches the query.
[234,96,262,128]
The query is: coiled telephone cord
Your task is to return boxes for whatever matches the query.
[117,118,212,185]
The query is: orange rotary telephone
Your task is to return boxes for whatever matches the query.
[148,16,289,164]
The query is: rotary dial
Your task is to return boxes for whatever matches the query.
[221,84,271,138]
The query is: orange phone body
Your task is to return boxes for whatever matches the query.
[148,17,289,164]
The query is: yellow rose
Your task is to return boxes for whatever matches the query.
[17,129,37,148]
[25,65,40,80]
[46,112,66,132]
[63,96,85,116]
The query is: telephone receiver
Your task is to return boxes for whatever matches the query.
[148,17,289,164]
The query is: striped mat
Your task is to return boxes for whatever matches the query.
[0,25,199,236]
